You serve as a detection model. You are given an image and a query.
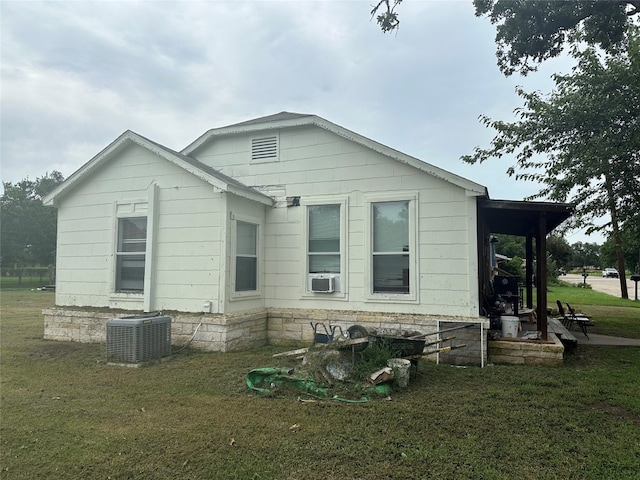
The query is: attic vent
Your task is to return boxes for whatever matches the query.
[251,135,278,163]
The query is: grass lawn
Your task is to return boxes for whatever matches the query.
[2,289,640,479]
[546,284,640,338]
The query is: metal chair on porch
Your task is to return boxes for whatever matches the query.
[556,300,593,339]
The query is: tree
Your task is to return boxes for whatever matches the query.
[547,236,572,271]
[493,234,525,259]
[1,172,64,271]
[570,241,601,269]
[372,1,640,76]
[473,0,639,76]
[601,227,640,273]
[501,255,524,280]
[462,29,640,298]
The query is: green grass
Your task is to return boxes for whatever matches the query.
[0,276,53,290]
[547,284,640,338]
[2,289,640,479]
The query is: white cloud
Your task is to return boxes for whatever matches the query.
[0,0,603,243]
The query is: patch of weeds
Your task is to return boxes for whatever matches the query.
[350,338,400,382]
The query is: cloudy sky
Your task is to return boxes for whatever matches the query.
[1,0,602,243]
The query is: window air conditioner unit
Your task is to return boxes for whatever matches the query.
[106,315,171,364]
[311,276,336,293]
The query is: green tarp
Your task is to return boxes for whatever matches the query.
[246,367,392,403]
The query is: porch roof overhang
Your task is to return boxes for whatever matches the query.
[479,199,574,236]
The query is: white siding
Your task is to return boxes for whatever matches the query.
[55,125,481,318]
[194,126,481,318]
[55,143,224,313]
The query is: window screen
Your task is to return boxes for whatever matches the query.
[372,201,409,293]
[235,221,258,291]
[308,204,340,274]
[116,217,147,292]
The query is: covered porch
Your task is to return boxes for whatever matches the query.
[477,199,574,342]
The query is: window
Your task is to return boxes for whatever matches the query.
[304,198,347,297]
[235,221,258,292]
[372,201,409,294]
[116,217,147,292]
[308,205,340,275]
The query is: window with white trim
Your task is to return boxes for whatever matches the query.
[116,217,147,292]
[308,204,341,275]
[372,201,410,294]
[235,221,258,292]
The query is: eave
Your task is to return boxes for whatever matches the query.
[43,131,274,207]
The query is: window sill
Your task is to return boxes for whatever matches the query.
[365,293,418,304]
[301,291,348,300]
[230,292,262,302]
[109,292,144,305]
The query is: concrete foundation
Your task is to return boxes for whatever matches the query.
[43,307,488,365]
[487,332,565,366]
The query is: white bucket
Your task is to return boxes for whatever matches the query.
[501,316,520,338]
[387,358,411,388]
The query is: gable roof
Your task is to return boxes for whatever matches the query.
[43,130,274,207]
[182,112,488,196]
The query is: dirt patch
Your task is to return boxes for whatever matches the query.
[591,400,640,426]
[27,341,90,361]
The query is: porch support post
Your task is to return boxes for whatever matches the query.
[525,233,534,309]
[536,214,548,340]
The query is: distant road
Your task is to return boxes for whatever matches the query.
[562,273,637,298]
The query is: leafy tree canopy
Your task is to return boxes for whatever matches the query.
[463,27,639,297]
[493,234,525,259]
[547,235,573,270]
[473,0,639,76]
[570,241,601,269]
[463,28,640,237]
[372,1,640,76]
[601,228,640,273]
[1,171,64,268]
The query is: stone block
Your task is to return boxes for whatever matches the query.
[489,354,525,365]
[267,317,284,330]
[279,330,303,342]
[283,322,304,333]
[249,324,266,334]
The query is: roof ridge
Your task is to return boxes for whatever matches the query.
[222,111,313,128]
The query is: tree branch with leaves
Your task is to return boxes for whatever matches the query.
[372,1,640,76]
[462,28,640,298]
[371,0,403,33]
[1,171,64,271]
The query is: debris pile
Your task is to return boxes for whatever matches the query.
[247,322,470,402]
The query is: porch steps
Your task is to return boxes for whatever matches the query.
[548,318,577,350]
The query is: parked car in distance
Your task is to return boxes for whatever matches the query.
[602,268,619,278]
[558,268,566,276]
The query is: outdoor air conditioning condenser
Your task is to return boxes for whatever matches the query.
[106,315,171,364]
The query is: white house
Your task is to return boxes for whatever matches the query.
[42,112,573,365]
